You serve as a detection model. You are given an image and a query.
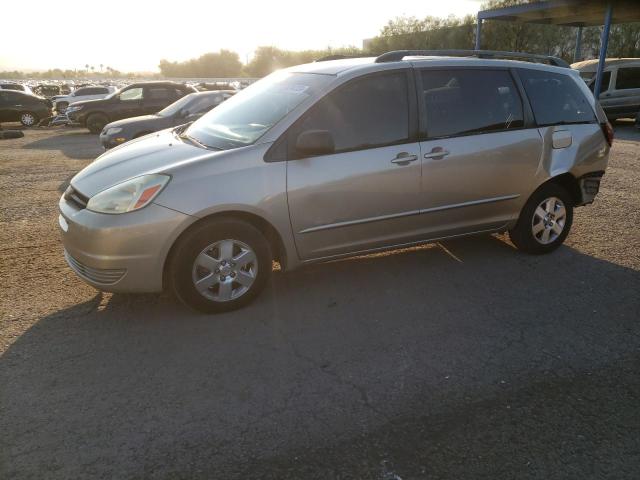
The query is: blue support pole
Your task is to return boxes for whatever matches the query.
[574,25,583,63]
[593,4,613,100]
[475,16,482,50]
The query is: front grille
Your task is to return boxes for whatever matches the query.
[64,250,126,285]
[64,186,89,209]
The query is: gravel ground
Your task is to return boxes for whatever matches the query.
[1,124,639,479]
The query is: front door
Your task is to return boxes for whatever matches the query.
[416,68,542,237]
[286,70,423,260]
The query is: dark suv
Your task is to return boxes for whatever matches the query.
[66,81,197,133]
[0,90,52,126]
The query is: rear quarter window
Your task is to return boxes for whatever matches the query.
[519,69,596,126]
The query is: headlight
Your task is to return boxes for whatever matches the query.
[105,127,122,135]
[86,174,170,214]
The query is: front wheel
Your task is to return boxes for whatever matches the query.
[20,112,38,127]
[169,218,273,313]
[509,183,574,254]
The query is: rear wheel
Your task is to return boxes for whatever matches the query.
[169,218,272,313]
[86,113,108,134]
[19,112,38,127]
[509,183,573,254]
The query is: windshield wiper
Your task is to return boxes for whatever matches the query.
[179,130,221,150]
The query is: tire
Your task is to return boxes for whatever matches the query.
[509,183,574,254]
[86,113,108,134]
[169,218,272,313]
[19,112,38,127]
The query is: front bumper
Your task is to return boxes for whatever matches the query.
[65,109,86,125]
[59,191,195,293]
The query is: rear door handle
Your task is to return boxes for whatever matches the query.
[391,152,418,165]
[424,147,450,160]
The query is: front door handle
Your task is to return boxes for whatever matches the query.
[391,152,418,165]
[423,147,450,160]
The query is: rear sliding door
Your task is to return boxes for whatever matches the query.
[416,68,543,238]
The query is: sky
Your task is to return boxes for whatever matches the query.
[0,0,483,72]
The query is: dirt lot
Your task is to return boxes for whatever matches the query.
[1,124,639,479]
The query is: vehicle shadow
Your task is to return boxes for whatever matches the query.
[2,235,639,478]
[22,130,102,160]
[612,121,640,141]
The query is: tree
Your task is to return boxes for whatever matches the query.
[243,46,361,77]
[158,50,243,77]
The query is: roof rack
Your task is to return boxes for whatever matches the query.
[374,49,570,68]
[315,54,372,62]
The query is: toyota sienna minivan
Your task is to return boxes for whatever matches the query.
[59,50,613,313]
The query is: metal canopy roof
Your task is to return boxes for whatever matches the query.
[478,0,640,27]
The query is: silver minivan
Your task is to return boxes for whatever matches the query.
[59,51,612,313]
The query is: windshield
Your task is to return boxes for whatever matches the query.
[158,93,196,117]
[185,72,331,150]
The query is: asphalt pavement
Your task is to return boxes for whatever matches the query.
[1,125,639,479]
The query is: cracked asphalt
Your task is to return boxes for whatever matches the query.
[1,124,639,479]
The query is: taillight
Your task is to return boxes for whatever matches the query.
[601,121,614,147]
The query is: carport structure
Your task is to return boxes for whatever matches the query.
[474,0,640,98]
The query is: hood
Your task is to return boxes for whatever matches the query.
[71,129,220,197]
[104,114,166,130]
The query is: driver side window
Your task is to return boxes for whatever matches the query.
[289,71,410,158]
[120,87,143,101]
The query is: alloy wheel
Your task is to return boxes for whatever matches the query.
[21,113,35,126]
[191,239,258,302]
[531,196,566,245]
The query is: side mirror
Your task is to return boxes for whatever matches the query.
[295,129,335,157]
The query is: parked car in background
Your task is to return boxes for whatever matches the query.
[572,58,640,120]
[32,84,62,98]
[60,51,612,313]
[66,81,198,133]
[100,90,235,149]
[196,82,237,91]
[0,82,33,95]
[0,90,51,126]
[52,85,116,113]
